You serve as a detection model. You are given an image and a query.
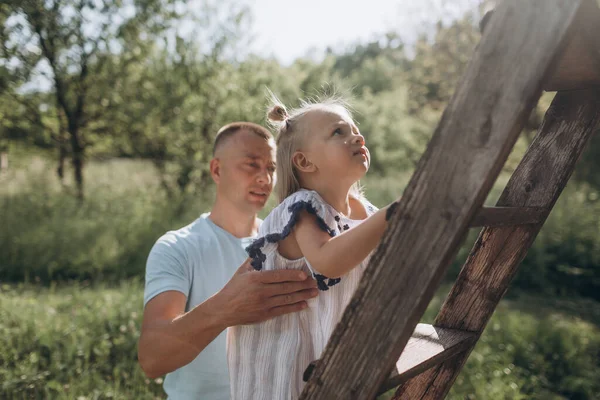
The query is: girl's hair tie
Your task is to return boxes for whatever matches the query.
[267,105,289,122]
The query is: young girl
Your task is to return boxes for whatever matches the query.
[227,95,392,399]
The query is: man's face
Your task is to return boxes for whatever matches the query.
[213,129,276,214]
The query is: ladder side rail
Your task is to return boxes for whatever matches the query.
[393,88,600,399]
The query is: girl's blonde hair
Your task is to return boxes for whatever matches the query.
[266,92,364,203]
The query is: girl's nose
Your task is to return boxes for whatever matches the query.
[352,133,365,146]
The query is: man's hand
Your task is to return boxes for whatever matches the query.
[138,259,318,378]
[215,258,319,327]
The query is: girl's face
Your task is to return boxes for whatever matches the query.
[298,106,370,186]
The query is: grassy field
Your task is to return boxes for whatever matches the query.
[1,154,599,399]
[0,280,162,400]
[1,281,598,400]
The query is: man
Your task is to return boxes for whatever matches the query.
[138,122,319,399]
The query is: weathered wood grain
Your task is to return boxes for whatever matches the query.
[481,0,600,92]
[393,89,600,399]
[299,1,582,399]
[544,0,600,91]
[376,324,476,396]
[470,206,546,227]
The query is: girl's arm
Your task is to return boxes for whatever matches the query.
[294,205,390,278]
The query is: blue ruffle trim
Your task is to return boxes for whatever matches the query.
[245,200,341,291]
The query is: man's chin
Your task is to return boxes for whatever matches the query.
[246,194,269,210]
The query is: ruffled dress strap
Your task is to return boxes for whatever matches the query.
[245,189,341,291]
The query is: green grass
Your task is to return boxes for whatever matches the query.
[1,282,598,399]
[0,280,163,400]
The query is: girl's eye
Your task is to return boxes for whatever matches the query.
[333,128,342,136]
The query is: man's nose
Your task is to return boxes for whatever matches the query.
[256,168,272,185]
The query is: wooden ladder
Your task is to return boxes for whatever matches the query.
[299,0,600,399]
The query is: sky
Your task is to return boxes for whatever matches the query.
[248,0,483,64]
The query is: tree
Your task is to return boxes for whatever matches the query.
[406,16,480,114]
[1,0,176,198]
[106,1,283,198]
[330,33,408,95]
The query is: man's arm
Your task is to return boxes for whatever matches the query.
[138,259,318,378]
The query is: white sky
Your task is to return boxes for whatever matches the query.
[248,0,483,64]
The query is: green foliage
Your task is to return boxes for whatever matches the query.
[449,309,600,400]
[0,156,204,283]
[1,2,600,398]
[516,183,600,300]
[354,88,438,174]
[3,147,600,305]
[1,0,183,197]
[377,288,600,400]
[407,16,480,114]
[0,281,163,399]
[329,33,408,95]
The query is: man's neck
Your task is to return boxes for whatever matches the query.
[209,198,259,239]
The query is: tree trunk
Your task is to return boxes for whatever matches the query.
[72,149,84,200]
[56,108,68,184]
[57,141,67,183]
[69,123,85,200]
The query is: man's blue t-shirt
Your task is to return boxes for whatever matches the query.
[144,213,257,400]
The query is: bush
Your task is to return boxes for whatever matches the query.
[378,289,600,399]
[0,281,162,400]
[450,306,600,400]
[516,183,600,300]
[0,157,205,284]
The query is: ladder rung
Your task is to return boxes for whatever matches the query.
[376,324,477,396]
[470,206,546,228]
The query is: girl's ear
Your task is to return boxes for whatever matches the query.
[292,151,316,173]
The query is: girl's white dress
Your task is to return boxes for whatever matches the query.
[227,189,377,400]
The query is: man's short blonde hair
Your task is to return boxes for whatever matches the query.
[213,122,273,155]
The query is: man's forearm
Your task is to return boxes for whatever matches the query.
[138,296,227,378]
[139,260,319,378]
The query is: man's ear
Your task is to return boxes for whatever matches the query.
[292,151,316,173]
[209,158,221,184]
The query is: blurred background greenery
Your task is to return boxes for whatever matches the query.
[1,0,599,399]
